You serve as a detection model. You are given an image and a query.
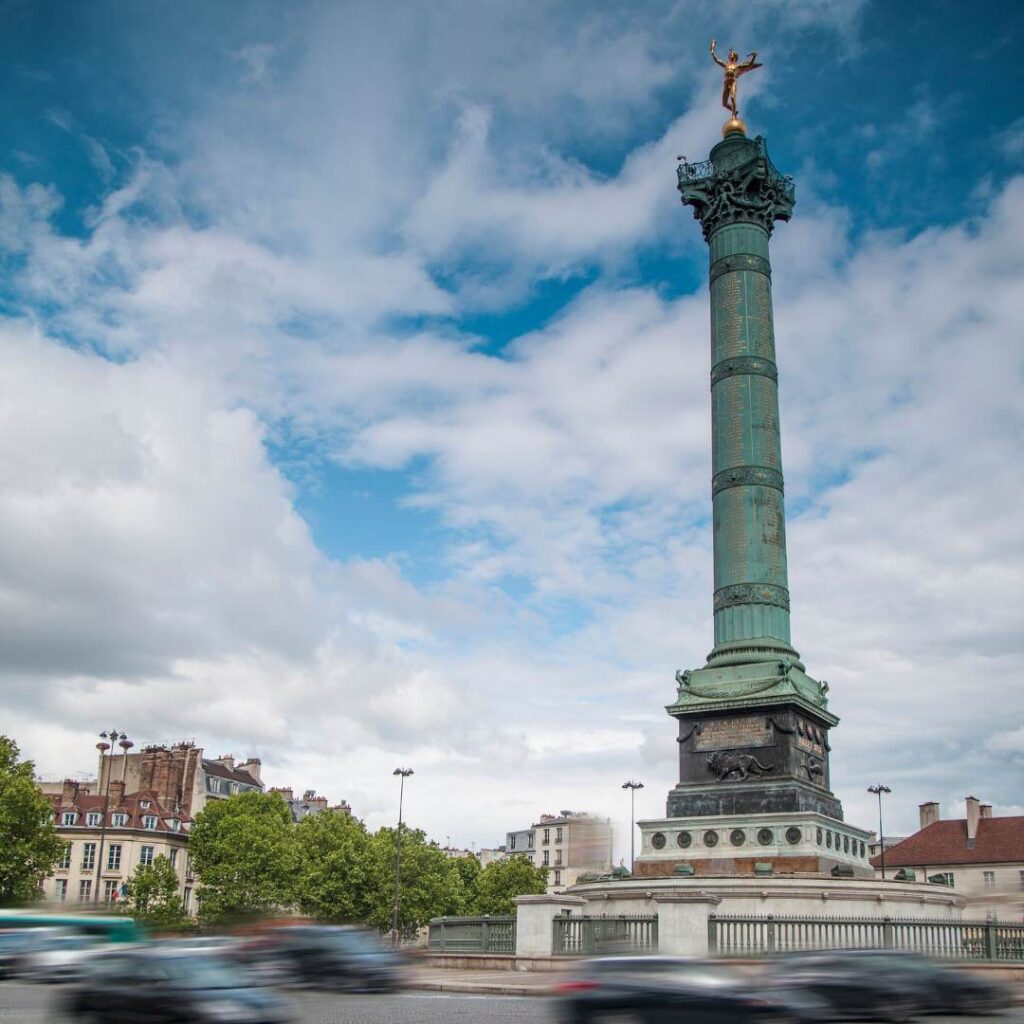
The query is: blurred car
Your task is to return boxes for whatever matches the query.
[0,928,63,978]
[234,925,403,993]
[62,947,292,1023]
[815,949,1014,1015]
[770,951,923,1021]
[17,931,109,984]
[552,956,832,1023]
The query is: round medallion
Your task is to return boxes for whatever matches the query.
[757,827,774,846]
[843,835,850,853]
[785,826,802,846]
[826,831,832,848]
[730,828,746,847]
[676,831,692,849]
[651,832,666,850]
[816,827,823,845]
[703,830,719,847]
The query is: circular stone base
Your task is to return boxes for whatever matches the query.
[567,874,964,919]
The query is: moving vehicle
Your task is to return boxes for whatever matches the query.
[62,947,292,1023]
[18,931,109,984]
[553,956,831,1023]
[235,925,403,992]
[0,928,63,978]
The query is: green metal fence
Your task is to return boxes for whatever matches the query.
[553,915,658,956]
[708,914,1024,962]
[427,915,516,953]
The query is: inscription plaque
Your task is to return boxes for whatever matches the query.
[694,716,770,750]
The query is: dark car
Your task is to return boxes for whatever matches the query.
[772,951,924,1021]
[235,925,403,993]
[819,949,1013,1015]
[61,948,292,1023]
[552,956,832,1024]
[0,928,61,978]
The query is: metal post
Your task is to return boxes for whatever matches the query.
[391,767,413,945]
[621,780,643,874]
[93,730,129,904]
[868,784,891,879]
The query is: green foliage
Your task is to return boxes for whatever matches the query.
[470,855,548,915]
[120,855,188,929]
[453,853,481,891]
[294,811,372,923]
[363,826,466,937]
[189,791,298,924]
[0,736,64,906]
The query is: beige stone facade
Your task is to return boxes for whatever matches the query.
[506,811,613,893]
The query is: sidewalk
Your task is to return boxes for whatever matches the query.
[407,965,561,997]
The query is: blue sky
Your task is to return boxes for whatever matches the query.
[0,0,1022,854]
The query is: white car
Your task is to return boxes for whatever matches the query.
[19,932,111,983]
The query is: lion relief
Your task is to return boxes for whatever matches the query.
[707,750,773,782]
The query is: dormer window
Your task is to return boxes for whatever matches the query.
[142,815,158,830]
[140,800,151,810]
[61,812,78,826]
[169,818,181,832]
[111,813,127,827]
[86,812,102,827]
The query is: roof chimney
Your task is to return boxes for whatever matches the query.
[215,754,235,770]
[980,803,993,819]
[965,796,981,840]
[109,780,126,806]
[61,779,80,804]
[238,758,262,782]
[919,801,940,829]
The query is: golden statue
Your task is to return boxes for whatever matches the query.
[710,39,761,134]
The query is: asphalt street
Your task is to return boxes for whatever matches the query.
[1,982,1022,1023]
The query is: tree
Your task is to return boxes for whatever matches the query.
[364,825,466,937]
[189,791,298,924]
[120,855,188,929]
[453,852,481,893]
[0,735,64,906]
[470,855,548,915]
[294,811,373,923]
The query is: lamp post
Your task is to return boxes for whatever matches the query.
[391,767,414,944]
[94,730,131,903]
[867,784,892,880]
[621,780,644,875]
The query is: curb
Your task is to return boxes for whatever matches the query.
[409,980,551,997]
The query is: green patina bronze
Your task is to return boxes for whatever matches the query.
[668,129,833,731]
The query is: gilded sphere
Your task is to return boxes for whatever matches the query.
[722,116,747,137]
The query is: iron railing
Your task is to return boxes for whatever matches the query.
[427,915,516,954]
[708,914,1024,962]
[553,914,658,956]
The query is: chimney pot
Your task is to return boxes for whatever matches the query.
[918,801,940,830]
[965,796,981,840]
[980,804,993,819]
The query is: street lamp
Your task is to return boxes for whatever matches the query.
[867,784,892,880]
[94,730,131,903]
[391,768,414,944]
[621,780,644,875]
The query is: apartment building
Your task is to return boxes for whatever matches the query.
[506,811,612,892]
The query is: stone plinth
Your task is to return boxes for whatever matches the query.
[513,893,586,957]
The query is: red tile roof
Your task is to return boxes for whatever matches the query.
[47,789,192,832]
[871,817,1024,868]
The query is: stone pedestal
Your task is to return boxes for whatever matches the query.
[513,893,586,957]
[653,893,722,957]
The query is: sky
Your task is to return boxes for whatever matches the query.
[0,0,1022,861]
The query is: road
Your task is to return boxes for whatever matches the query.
[1,981,1021,1023]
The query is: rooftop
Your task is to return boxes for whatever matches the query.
[871,816,1024,868]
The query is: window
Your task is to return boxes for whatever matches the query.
[168,848,178,868]
[79,879,92,901]
[984,871,996,887]
[553,870,561,885]
[58,844,72,870]
[528,833,534,847]
[555,849,563,866]
[81,843,96,870]
[556,827,563,842]
[543,829,550,845]
[142,815,158,830]
[111,813,127,827]
[1020,870,1024,892]
[61,812,77,826]
[140,800,151,809]
[103,880,118,903]
[186,855,194,878]
[509,835,516,850]
[107,844,122,871]
[86,811,102,827]
[54,878,68,902]
[169,818,181,832]
[182,887,192,912]
[928,871,955,887]
[140,846,154,867]
[542,850,550,866]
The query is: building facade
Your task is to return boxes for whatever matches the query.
[871,798,1024,921]
[505,812,612,892]
[269,787,352,823]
